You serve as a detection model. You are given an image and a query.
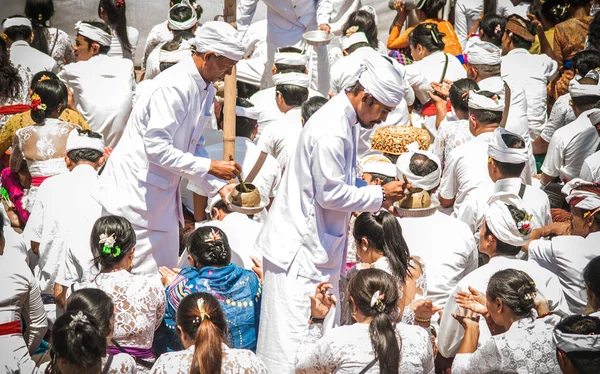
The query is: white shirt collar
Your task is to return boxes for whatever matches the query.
[494,177,522,192]
[71,163,100,177]
[183,55,208,92]
[339,92,359,128]
[506,48,530,56]
[488,254,518,264]
[10,40,30,49]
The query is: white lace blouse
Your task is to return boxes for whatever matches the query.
[295,322,434,374]
[38,353,137,374]
[452,314,562,374]
[43,27,75,69]
[149,344,268,374]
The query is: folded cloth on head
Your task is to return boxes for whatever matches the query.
[168,2,197,31]
[191,21,245,62]
[159,48,191,63]
[2,17,32,30]
[66,129,105,153]
[358,55,406,107]
[505,16,535,42]
[562,178,600,211]
[272,72,310,88]
[467,90,504,111]
[484,192,532,247]
[553,326,600,353]
[395,144,441,191]
[75,21,111,47]
[341,32,369,50]
[488,127,528,164]
[236,106,260,120]
[569,70,600,98]
[274,49,309,66]
[467,39,501,65]
[362,161,396,178]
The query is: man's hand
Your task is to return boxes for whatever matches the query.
[209,160,241,180]
[158,266,180,286]
[317,24,331,34]
[218,183,236,203]
[430,80,452,99]
[455,286,488,316]
[527,13,544,36]
[382,180,412,203]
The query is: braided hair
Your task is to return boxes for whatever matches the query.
[187,226,231,268]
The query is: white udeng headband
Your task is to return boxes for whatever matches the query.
[65,129,105,153]
[274,51,309,66]
[553,328,600,353]
[341,32,369,50]
[395,145,441,191]
[272,72,310,88]
[236,106,260,120]
[562,178,600,211]
[74,21,111,47]
[484,192,531,247]
[487,127,528,164]
[2,17,32,31]
[569,70,600,98]
[159,48,191,63]
[167,3,197,31]
[468,90,504,111]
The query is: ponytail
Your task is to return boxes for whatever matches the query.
[25,0,54,55]
[29,78,67,124]
[369,313,400,374]
[409,23,446,53]
[483,0,497,16]
[192,317,223,374]
[98,0,132,56]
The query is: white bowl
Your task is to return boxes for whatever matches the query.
[226,193,269,215]
[303,30,334,46]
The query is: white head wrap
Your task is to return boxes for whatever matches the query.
[484,192,532,247]
[236,106,260,120]
[167,2,197,31]
[74,21,112,47]
[2,17,32,31]
[274,49,309,66]
[191,21,245,61]
[395,144,441,191]
[569,70,600,98]
[65,129,105,154]
[562,178,600,211]
[488,127,528,164]
[359,5,378,25]
[362,161,397,178]
[468,90,504,111]
[553,326,600,353]
[272,72,310,88]
[159,47,191,63]
[341,31,369,50]
[358,55,406,108]
[467,39,502,66]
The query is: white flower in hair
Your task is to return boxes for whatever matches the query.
[370,290,381,307]
[99,233,116,248]
[69,311,89,327]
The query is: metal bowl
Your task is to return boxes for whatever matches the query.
[303,30,334,46]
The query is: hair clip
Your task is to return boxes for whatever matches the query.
[115,0,125,7]
[461,91,470,100]
[39,75,51,82]
[38,14,43,21]
[345,25,359,37]
[494,24,502,35]
[205,229,221,243]
[370,291,386,313]
[523,291,537,301]
[99,233,121,257]
[69,311,89,327]
[30,93,47,111]
[196,298,210,323]
[516,213,533,235]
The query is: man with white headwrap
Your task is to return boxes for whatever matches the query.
[553,315,600,373]
[541,70,600,185]
[527,179,600,314]
[438,90,501,215]
[255,54,411,373]
[92,22,244,275]
[395,146,478,313]
[456,127,551,244]
[437,192,569,360]
[58,21,134,148]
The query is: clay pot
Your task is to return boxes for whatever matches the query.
[230,183,261,208]
[398,188,431,209]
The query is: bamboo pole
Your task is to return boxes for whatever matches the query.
[222,0,237,161]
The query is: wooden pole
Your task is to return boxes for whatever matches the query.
[222,0,237,161]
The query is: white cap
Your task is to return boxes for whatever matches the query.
[2,17,32,31]
[74,21,111,47]
[65,129,105,154]
[191,21,245,61]
[358,55,406,108]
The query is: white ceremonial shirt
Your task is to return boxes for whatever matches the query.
[397,211,478,309]
[406,51,467,99]
[529,232,600,314]
[236,20,268,87]
[542,108,600,182]
[439,132,494,215]
[539,93,576,143]
[501,48,558,139]
[107,26,139,61]
[9,40,57,77]
[257,106,303,173]
[438,255,569,358]
[580,150,600,182]
[58,54,135,148]
[433,119,473,170]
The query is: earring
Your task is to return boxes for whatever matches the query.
[362,247,367,251]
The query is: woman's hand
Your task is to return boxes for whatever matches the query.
[310,282,337,319]
[430,80,452,99]
[534,293,551,317]
[158,267,180,286]
[251,256,263,282]
[412,299,443,322]
[455,286,488,316]
[452,308,480,331]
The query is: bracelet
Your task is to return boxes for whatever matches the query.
[414,316,431,324]
[309,316,325,324]
[382,189,386,202]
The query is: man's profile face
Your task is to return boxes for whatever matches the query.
[357,93,394,129]
[202,52,237,82]
[74,35,95,62]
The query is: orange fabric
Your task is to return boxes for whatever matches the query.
[387,19,463,56]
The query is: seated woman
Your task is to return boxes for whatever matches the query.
[160,226,261,352]
[0,37,31,128]
[150,292,267,373]
[69,216,165,373]
[295,268,434,373]
[452,268,561,373]
[463,13,506,54]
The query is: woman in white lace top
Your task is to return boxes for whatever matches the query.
[149,292,268,374]
[69,216,166,373]
[296,268,434,374]
[451,269,561,374]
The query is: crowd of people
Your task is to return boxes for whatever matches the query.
[1,0,600,373]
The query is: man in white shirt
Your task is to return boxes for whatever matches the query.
[501,15,558,139]
[58,21,134,148]
[438,90,501,214]
[541,71,600,185]
[456,128,552,243]
[92,22,244,275]
[2,16,57,80]
[581,150,600,182]
[528,179,600,314]
[438,192,569,360]
[255,55,411,373]
[395,148,478,311]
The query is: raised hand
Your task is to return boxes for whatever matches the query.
[455,286,488,316]
[452,308,480,331]
[209,160,242,180]
[310,282,337,319]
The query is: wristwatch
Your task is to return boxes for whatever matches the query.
[308,316,325,324]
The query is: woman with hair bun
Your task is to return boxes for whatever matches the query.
[295,268,434,373]
[150,293,267,374]
[159,226,261,352]
[451,268,561,373]
[69,215,165,373]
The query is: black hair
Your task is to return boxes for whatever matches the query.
[0,37,23,102]
[573,50,600,76]
[3,15,32,41]
[589,11,600,53]
[79,20,112,55]
[90,215,136,272]
[492,132,526,177]
[555,315,600,374]
[409,22,445,53]
[487,268,537,318]
[158,32,194,72]
[301,96,328,124]
[449,78,479,113]
[0,213,4,239]
[571,0,592,7]
[584,256,600,304]
[479,13,506,46]
[66,288,114,338]
[24,0,54,55]
[235,97,258,138]
[365,172,396,185]
[169,3,195,26]
[505,15,536,50]
[276,82,309,108]
[342,10,378,50]
[347,269,400,374]
[211,200,232,217]
[409,153,439,187]
[177,293,228,374]
[46,311,106,374]
[345,42,371,54]
[30,78,68,124]
[30,70,58,89]
[541,0,570,26]
[187,226,231,268]
[98,0,132,57]
[469,90,503,125]
[572,75,600,110]
[67,129,104,164]
[483,0,498,16]
[274,47,306,73]
[484,204,527,255]
[353,210,411,283]
[421,0,447,18]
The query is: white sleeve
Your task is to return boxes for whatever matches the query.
[56,246,80,287]
[439,151,460,201]
[142,26,161,70]
[528,239,558,275]
[437,284,464,358]
[541,54,559,81]
[192,137,226,196]
[22,268,48,354]
[580,158,594,181]
[540,95,569,143]
[454,197,480,234]
[404,65,431,104]
[237,0,260,33]
[22,188,45,244]
[451,338,502,374]
[454,0,469,50]
[540,134,564,178]
[316,0,333,26]
[294,324,337,374]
